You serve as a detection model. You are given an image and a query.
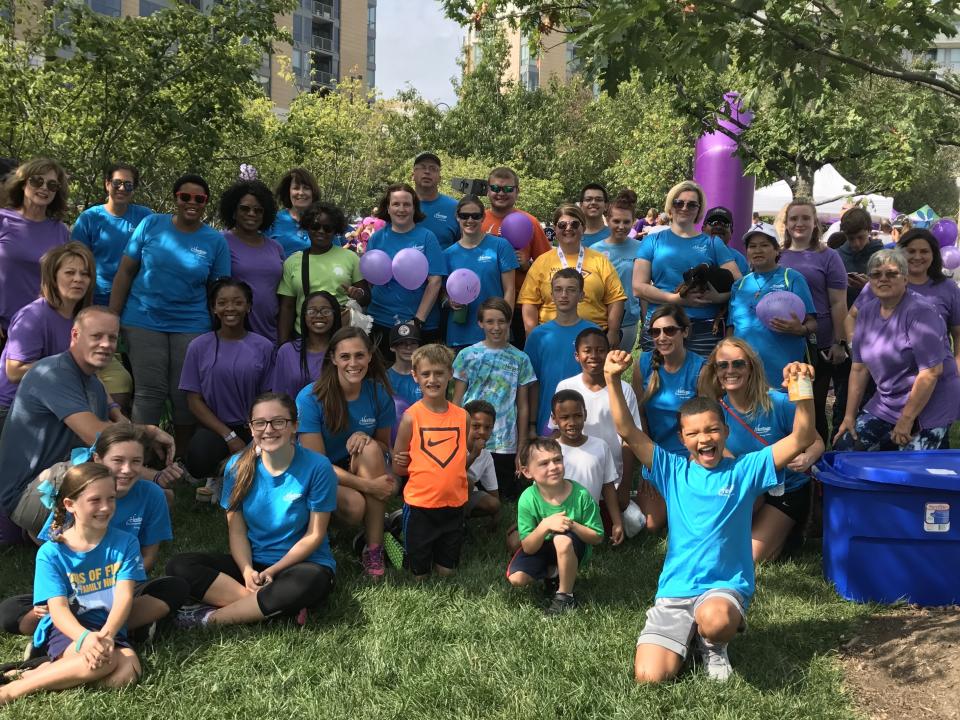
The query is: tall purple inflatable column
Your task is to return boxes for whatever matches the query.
[693,92,755,254]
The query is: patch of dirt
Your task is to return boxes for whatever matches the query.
[841,607,960,720]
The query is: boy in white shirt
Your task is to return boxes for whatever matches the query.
[464,400,500,522]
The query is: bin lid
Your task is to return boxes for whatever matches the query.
[817,451,960,492]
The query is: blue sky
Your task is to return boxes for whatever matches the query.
[374,0,462,106]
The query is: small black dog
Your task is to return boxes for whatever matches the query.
[673,263,735,334]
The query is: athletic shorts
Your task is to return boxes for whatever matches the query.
[764,482,811,526]
[637,589,747,659]
[402,504,465,576]
[506,531,586,580]
[47,620,133,660]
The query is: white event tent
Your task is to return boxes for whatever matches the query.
[753,164,895,221]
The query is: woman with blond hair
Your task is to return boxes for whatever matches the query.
[0,158,70,344]
[633,180,741,356]
[699,337,824,561]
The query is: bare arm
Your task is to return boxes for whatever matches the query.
[100,579,136,639]
[632,258,682,305]
[451,379,467,407]
[604,351,654,469]
[770,362,817,471]
[391,413,414,476]
[516,383,530,448]
[300,431,374,493]
[226,510,255,574]
[501,270,516,310]
[844,305,859,345]
[521,303,540,335]
[892,364,942,445]
[277,295,296,345]
[951,325,960,374]
[263,511,329,578]
[187,392,234,439]
[605,299,625,344]
[4,358,33,383]
[527,381,540,436]
[108,255,140,316]
[414,275,443,323]
[140,543,160,574]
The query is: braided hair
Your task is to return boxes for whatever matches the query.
[642,304,690,403]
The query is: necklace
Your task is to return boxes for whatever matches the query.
[557,244,584,274]
[752,268,780,301]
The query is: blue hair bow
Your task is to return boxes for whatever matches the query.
[37,479,58,510]
[70,442,97,466]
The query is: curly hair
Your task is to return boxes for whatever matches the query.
[298,201,347,235]
[219,179,277,231]
[3,157,70,219]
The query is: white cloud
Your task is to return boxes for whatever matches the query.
[374,0,462,106]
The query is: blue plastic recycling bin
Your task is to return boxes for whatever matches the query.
[816,451,960,606]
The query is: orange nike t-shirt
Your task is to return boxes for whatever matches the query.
[403,400,469,509]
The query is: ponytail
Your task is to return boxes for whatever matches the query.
[643,348,664,404]
[643,303,691,403]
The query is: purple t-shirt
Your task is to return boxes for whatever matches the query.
[225,231,284,343]
[778,247,847,348]
[856,279,960,334]
[179,331,275,425]
[0,209,68,330]
[852,292,960,429]
[0,299,73,407]
[270,340,324,401]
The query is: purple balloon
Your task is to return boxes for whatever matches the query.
[931,218,958,248]
[501,212,533,250]
[943,245,960,270]
[446,268,481,305]
[359,249,393,285]
[391,396,411,445]
[392,248,429,290]
[756,291,806,331]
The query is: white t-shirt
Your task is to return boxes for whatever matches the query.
[468,448,497,492]
[559,435,618,501]
[550,374,642,477]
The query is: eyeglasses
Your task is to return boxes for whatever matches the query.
[457,211,484,221]
[556,220,582,231]
[672,199,701,211]
[714,359,748,370]
[249,418,293,432]
[237,204,264,216]
[306,307,335,317]
[310,222,335,233]
[867,270,902,280]
[110,179,135,192]
[175,192,208,205]
[489,184,515,194]
[27,176,60,192]
[649,325,682,338]
[582,196,606,204]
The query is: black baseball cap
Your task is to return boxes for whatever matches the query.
[704,206,734,225]
[413,152,441,167]
[390,320,422,347]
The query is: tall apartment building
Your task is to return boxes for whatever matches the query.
[19,0,377,110]
[464,23,578,90]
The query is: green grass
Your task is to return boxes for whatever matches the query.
[0,491,874,720]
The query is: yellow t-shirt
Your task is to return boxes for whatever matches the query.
[517,246,626,328]
[277,248,362,333]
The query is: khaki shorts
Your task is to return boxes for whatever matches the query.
[10,474,54,539]
[637,588,747,659]
[96,354,133,395]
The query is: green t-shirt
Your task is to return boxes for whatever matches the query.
[517,480,603,563]
[277,248,362,333]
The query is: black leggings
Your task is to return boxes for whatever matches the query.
[165,552,334,618]
[184,425,252,479]
[0,575,190,635]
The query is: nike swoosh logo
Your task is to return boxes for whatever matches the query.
[427,437,451,447]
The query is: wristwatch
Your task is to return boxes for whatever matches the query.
[223,431,238,442]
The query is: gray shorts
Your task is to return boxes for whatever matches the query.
[464,486,493,515]
[637,589,747,659]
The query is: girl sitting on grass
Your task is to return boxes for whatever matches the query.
[0,463,145,706]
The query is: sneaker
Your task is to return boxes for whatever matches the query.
[21,639,43,661]
[352,531,367,559]
[385,509,404,537]
[544,592,577,616]
[361,544,385,579]
[382,532,405,569]
[175,603,216,629]
[695,634,733,682]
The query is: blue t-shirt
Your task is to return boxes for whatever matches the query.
[120,214,231,333]
[443,235,520,347]
[728,267,816,390]
[636,351,705,453]
[582,226,612,247]
[524,319,599,434]
[296,379,395,463]
[39,478,173,547]
[648,445,780,605]
[387,367,422,407]
[635,230,736,321]
[33,526,146,642]
[593,237,642,325]
[418,195,461,250]
[221,445,337,570]
[366,226,446,331]
[267,209,310,258]
[72,204,153,305]
[722,390,808,493]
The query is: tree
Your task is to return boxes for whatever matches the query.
[0,0,295,213]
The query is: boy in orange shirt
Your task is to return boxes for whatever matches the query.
[392,344,469,580]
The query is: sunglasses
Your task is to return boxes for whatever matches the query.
[707,219,730,228]
[672,199,701,211]
[249,418,293,432]
[489,184,515,194]
[237,204,264,216]
[457,211,484,221]
[175,191,208,205]
[27,176,60,192]
[556,220,582,231]
[649,325,682,338]
[715,359,748,370]
[309,222,336,233]
[110,179,135,192]
[868,270,902,280]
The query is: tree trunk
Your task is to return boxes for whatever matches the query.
[790,160,816,199]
